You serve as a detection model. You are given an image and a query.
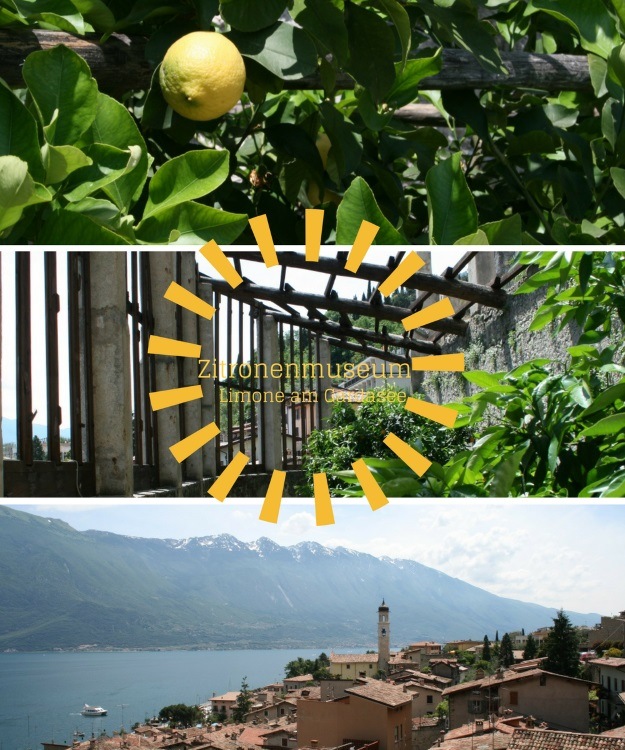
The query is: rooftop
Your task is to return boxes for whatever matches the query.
[331,653,378,663]
[443,669,592,696]
[345,680,412,707]
[508,729,625,750]
[590,658,625,668]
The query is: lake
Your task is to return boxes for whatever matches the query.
[0,648,325,750]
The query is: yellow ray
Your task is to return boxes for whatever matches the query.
[200,239,244,288]
[149,385,203,411]
[169,422,220,463]
[313,473,335,526]
[378,252,425,297]
[383,432,432,477]
[406,397,458,428]
[411,353,465,372]
[352,459,388,511]
[164,281,215,320]
[259,470,287,523]
[148,335,201,359]
[402,297,455,332]
[249,214,279,268]
[208,452,250,501]
[344,220,379,273]
[305,209,324,262]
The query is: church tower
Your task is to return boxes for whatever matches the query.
[377,600,390,674]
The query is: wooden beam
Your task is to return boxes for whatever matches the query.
[224,251,507,309]
[323,337,411,367]
[0,30,591,95]
[203,276,468,335]
[268,311,442,355]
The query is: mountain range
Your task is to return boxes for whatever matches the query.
[0,506,600,651]
[2,418,71,444]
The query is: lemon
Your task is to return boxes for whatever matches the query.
[159,32,246,121]
[307,133,341,206]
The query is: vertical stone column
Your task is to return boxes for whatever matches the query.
[317,337,333,428]
[150,251,182,492]
[90,252,133,496]
[180,252,203,486]
[468,252,509,287]
[261,315,283,471]
[199,282,217,479]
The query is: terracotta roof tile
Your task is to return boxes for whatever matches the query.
[345,681,411,707]
[508,729,625,750]
[331,653,378,663]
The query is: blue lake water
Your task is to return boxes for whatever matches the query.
[0,649,324,750]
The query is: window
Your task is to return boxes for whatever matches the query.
[509,691,518,706]
[427,696,433,704]
[264,710,268,717]
[346,664,351,669]
[469,699,484,714]
[282,740,288,747]
[280,709,285,716]
[539,674,547,686]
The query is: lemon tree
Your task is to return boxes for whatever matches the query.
[2,0,625,244]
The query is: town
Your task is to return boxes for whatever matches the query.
[49,603,625,750]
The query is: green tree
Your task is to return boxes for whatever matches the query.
[232,677,253,723]
[32,435,46,460]
[499,633,514,668]
[158,704,204,728]
[523,634,538,661]
[482,635,491,662]
[543,611,581,677]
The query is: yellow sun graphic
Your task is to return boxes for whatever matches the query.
[148,209,465,526]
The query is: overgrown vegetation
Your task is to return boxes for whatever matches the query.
[5,2,625,244]
[315,252,624,498]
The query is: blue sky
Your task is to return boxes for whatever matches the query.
[7,501,624,618]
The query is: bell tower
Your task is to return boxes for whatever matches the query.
[377,599,390,673]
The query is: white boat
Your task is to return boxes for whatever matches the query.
[81,704,107,717]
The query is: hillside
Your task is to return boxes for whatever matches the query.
[0,506,599,651]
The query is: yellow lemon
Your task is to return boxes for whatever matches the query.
[308,133,341,206]
[159,31,246,121]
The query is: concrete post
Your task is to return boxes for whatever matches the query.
[150,251,182,492]
[180,252,203,486]
[89,252,133,496]
[261,315,283,471]
[199,282,217,479]
[468,252,509,287]
[317,337,333,428]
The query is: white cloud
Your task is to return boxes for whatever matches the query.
[280,511,316,536]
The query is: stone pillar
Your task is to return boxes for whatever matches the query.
[261,315,283,471]
[180,252,203,486]
[150,251,182,491]
[90,252,133,496]
[468,252,509,287]
[199,282,217,479]
[317,337,333,428]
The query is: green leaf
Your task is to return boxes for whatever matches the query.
[387,49,442,109]
[0,155,51,234]
[418,0,507,76]
[442,89,489,140]
[265,123,325,188]
[581,380,625,417]
[425,152,477,245]
[373,0,411,69]
[220,0,287,32]
[22,45,98,146]
[610,167,625,201]
[463,371,504,389]
[489,446,528,497]
[454,229,488,245]
[480,215,523,244]
[580,413,625,437]
[70,0,116,31]
[63,143,141,202]
[610,0,625,29]
[143,149,229,219]
[345,3,396,103]
[0,83,44,182]
[380,477,423,497]
[13,0,86,33]
[137,201,248,244]
[38,207,132,244]
[292,0,348,66]
[319,102,363,180]
[42,143,92,184]
[527,0,619,59]
[229,23,317,80]
[86,92,149,211]
[336,176,404,244]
